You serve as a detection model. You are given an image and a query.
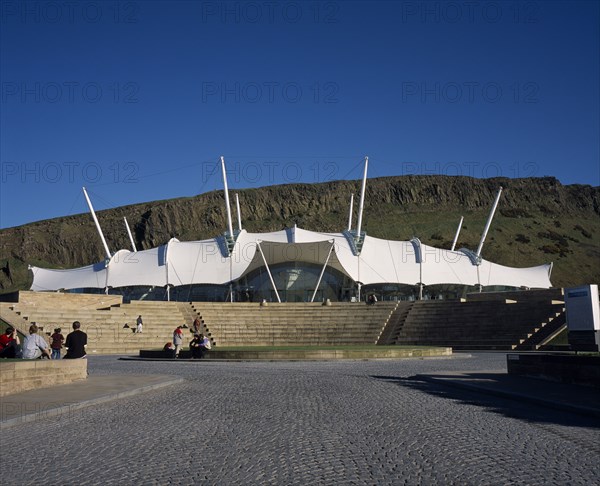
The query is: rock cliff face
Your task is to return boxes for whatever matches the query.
[1,175,598,292]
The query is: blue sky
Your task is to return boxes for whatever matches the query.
[1,0,599,229]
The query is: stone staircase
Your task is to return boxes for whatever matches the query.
[0,302,31,336]
[191,302,398,346]
[376,302,413,345]
[87,301,191,354]
[4,292,191,354]
[512,306,567,350]
[2,289,569,353]
[176,302,214,346]
[465,288,564,303]
[3,292,398,352]
[16,290,123,309]
[388,298,566,350]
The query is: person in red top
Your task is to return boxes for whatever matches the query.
[192,317,202,335]
[172,326,184,358]
[50,328,65,360]
[0,327,21,358]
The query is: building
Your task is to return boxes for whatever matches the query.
[28,158,553,301]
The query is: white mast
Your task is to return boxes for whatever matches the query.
[310,241,335,303]
[220,156,234,237]
[347,194,354,231]
[257,241,281,303]
[82,187,111,260]
[476,187,503,258]
[235,193,242,231]
[124,217,137,252]
[450,216,464,251]
[356,156,369,239]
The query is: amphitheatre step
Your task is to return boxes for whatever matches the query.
[5,290,567,354]
[138,345,452,360]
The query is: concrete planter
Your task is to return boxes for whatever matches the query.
[0,359,87,397]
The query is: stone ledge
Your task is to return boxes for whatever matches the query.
[1,374,183,429]
[0,360,87,397]
[138,347,452,361]
[507,353,600,388]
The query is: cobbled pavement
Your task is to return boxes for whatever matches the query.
[1,353,599,485]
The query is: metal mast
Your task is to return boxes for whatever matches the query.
[82,187,111,259]
[124,217,137,252]
[235,193,242,231]
[347,194,354,231]
[356,157,368,239]
[476,187,503,258]
[220,156,234,237]
[450,216,464,251]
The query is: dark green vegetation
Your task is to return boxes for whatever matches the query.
[1,175,598,293]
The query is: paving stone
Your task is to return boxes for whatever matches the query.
[0,353,598,485]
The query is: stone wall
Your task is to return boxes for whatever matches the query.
[0,359,87,397]
[506,353,600,388]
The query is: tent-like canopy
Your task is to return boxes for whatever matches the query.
[29,227,553,292]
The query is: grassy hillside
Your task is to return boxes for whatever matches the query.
[1,175,598,292]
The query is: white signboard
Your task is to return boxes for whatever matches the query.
[565,284,600,331]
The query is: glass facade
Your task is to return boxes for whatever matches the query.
[236,262,355,303]
[68,268,520,303]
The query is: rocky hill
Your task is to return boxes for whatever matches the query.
[1,175,598,293]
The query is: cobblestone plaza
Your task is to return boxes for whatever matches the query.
[2,354,599,485]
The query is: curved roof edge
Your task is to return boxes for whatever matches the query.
[29,226,553,291]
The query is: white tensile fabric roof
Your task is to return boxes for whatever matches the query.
[29,227,553,291]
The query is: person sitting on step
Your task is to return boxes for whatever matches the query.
[0,327,21,359]
[64,321,88,359]
[190,333,211,359]
[22,324,51,360]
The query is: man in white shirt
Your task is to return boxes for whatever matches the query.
[22,324,51,359]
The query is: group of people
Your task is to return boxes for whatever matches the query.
[164,323,211,359]
[0,321,87,360]
[189,332,211,359]
[2,316,211,361]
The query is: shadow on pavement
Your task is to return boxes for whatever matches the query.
[371,374,600,430]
